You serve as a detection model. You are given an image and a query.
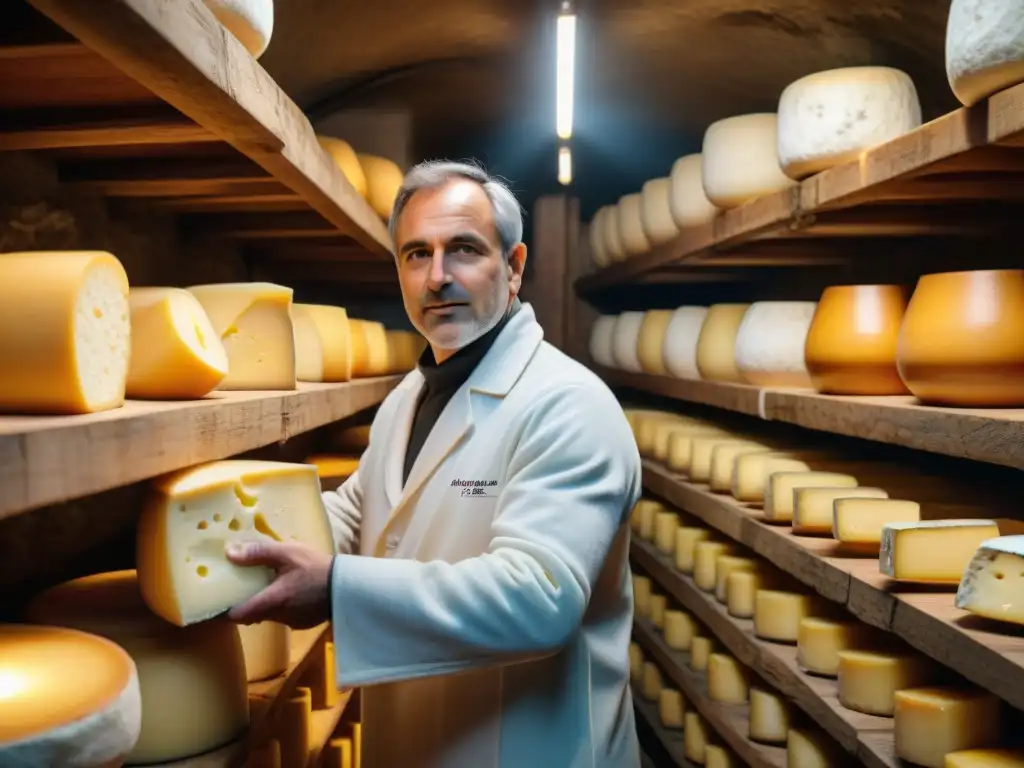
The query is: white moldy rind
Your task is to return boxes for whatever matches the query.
[733,301,817,387]
[946,0,1024,107]
[956,535,1024,610]
[611,312,645,372]
[618,193,650,256]
[777,67,922,180]
[588,315,618,368]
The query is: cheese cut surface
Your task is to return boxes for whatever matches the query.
[188,282,296,390]
[137,460,336,626]
[668,153,720,227]
[664,610,697,651]
[946,749,1024,768]
[696,303,751,383]
[317,135,367,197]
[357,154,403,219]
[654,511,681,554]
[956,535,1024,624]
[658,688,684,728]
[690,636,713,671]
[127,287,229,399]
[837,649,938,716]
[732,454,812,503]
[0,624,141,767]
[294,303,352,382]
[589,315,618,368]
[237,621,290,682]
[641,662,663,701]
[637,310,674,375]
[202,0,274,58]
[777,66,922,179]
[734,301,817,388]
[714,556,759,603]
[701,113,796,208]
[709,442,772,492]
[640,178,680,245]
[792,486,889,535]
[618,193,650,256]
[833,498,921,544]
[754,590,819,643]
[787,728,843,768]
[894,687,1002,768]
[0,250,130,415]
[880,519,1000,583]
[797,617,875,677]
[707,653,749,703]
[764,471,858,523]
[684,712,709,764]
[675,527,715,573]
[612,311,646,372]
[694,541,737,592]
[946,0,1024,107]
[662,306,709,380]
[749,687,790,744]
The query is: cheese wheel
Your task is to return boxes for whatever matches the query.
[696,303,750,382]
[663,306,709,379]
[188,282,296,390]
[664,610,697,651]
[754,590,822,643]
[833,498,921,545]
[617,193,650,256]
[733,301,817,387]
[654,511,681,554]
[293,310,325,382]
[635,310,673,374]
[25,570,248,764]
[0,624,142,767]
[787,728,843,768]
[333,424,371,452]
[837,649,939,716]
[895,687,1002,768]
[659,689,685,728]
[715,555,760,603]
[385,329,425,373]
[629,642,644,683]
[705,746,738,768]
[641,662,663,701]
[293,303,353,382]
[668,154,720,228]
[777,67,922,180]
[684,712,710,764]
[764,472,859,524]
[690,636,713,671]
[202,0,274,58]
[707,653,749,703]
[797,617,876,678]
[349,318,389,377]
[316,136,367,197]
[611,311,645,372]
[137,460,336,626]
[675,527,714,573]
[640,177,680,245]
[588,315,618,368]
[649,593,667,628]
[792,486,889,536]
[694,541,736,592]
[278,687,312,767]
[749,687,790,744]
[0,250,129,415]
[237,621,290,682]
[602,202,627,262]
[709,442,772,493]
[589,207,611,268]
[632,574,652,618]
[701,114,796,208]
[946,0,1024,107]
[357,154,404,219]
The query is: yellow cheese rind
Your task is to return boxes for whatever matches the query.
[649,594,667,629]
[880,520,1000,583]
[714,556,759,603]
[664,610,697,651]
[749,687,790,744]
[306,454,361,484]
[787,728,843,768]
[694,541,736,592]
[666,426,731,474]
[945,749,1024,768]
[754,590,819,643]
[690,436,754,483]
[690,636,713,671]
[641,662,663,701]
[792,486,889,535]
[675,527,714,573]
[684,711,710,764]
[709,443,772,492]
[732,455,812,503]
[658,688,685,728]
[237,621,290,682]
[707,653,749,704]
[385,329,425,373]
[833,498,921,545]
[837,649,939,716]
[349,318,390,378]
[654,511,681,555]
[764,472,858,524]
[317,136,368,197]
[894,687,1002,768]
[629,642,644,684]
[726,569,781,619]
[293,304,353,382]
[797,617,875,678]
[636,310,674,375]
[705,745,738,768]
[632,574,652,619]
[357,153,404,219]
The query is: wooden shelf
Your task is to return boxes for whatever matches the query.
[600,366,1024,472]
[0,376,401,520]
[306,692,353,767]
[633,692,694,768]
[575,83,1024,293]
[632,539,897,768]
[642,458,1024,715]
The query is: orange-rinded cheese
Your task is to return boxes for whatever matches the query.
[317,136,368,197]
[764,471,859,524]
[357,154,404,219]
[895,687,1002,768]
[293,309,325,382]
[0,250,130,414]
[293,303,353,382]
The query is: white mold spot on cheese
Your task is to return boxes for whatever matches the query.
[946,0,1024,107]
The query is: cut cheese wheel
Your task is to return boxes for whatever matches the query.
[754,590,822,643]
[588,315,618,368]
[349,318,389,377]
[641,662,663,701]
[787,728,843,768]
[705,746,738,768]
[696,303,751,383]
[675,527,715,573]
[293,303,353,382]
[732,454,812,503]
[662,306,708,379]
[709,442,773,493]
[589,207,611,268]
[658,688,685,728]
[632,574,652,618]
[701,113,796,208]
[637,310,674,374]
[0,250,129,415]
[664,610,698,651]
[694,541,737,592]
[957,535,1024,624]
[946,749,1024,768]
[629,642,644,683]
[237,621,290,682]
[749,687,790,744]
[707,653,749,703]
[946,0,1024,107]
[837,649,939,716]
[611,311,645,372]
[137,460,336,626]
[316,136,367,197]
[734,301,817,387]
[188,282,296,390]
[602,202,626,262]
[649,593,667,629]
[0,623,142,767]
[792,486,889,535]
[690,636,713,671]
[617,193,650,256]
[881,519,1000,583]
[668,154,720,228]
[895,687,1002,768]
[357,154,403,219]
[777,67,922,180]
[640,178,680,245]
[764,472,859,524]
[797,617,876,678]
[25,570,248,763]
[833,498,921,545]
[684,712,710,764]
[654,511,681,554]
[714,556,760,603]
[203,0,274,58]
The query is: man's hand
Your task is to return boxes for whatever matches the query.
[224,540,334,629]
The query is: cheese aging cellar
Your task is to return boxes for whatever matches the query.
[1,1,1024,767]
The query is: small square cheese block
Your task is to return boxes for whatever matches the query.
[690,636,714,671]
[797,617,876,678]
[945,749,1024,768]
[690,437,755,483]
[0,250,130,415]
[709,443,772,493]
[684,711,710,764]
[894,687,1002,768]
[764,472,858,523]
[658,688,685,728]
[675,527,715,573]
[837,649,939,716]
[694,541,737,591]
[726,569,783,619]
[732,455,812,503]
[632,574,652,618]
[628,642,644,683]
[664,610,698,651]
[666,428,731,474]
[714,556,760,603]
[956,535,1024,624]
[126,287,229,399]
[293,303,353,382]
[833,498,921,545]
[707,653,749,704]
[649,594,667,629]
[137,460,336,626]
[880,520,1000,583]
[654,511,681,554]
[349,318,390,378]
[787,728,844,768]
[237,621,290,682]
[749,687,791,744]
[754,590,822,643]
[641,662,663,701]
[792,486,889,535]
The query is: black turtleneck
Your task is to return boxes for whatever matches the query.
[402,300,521,485]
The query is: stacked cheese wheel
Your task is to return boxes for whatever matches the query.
[316,135,404,220]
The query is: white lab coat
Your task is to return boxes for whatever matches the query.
[322,303,642,768]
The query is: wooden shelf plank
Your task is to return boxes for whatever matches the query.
[306,691,353,768]
[633,692,694,768]
[601,367,1024,472]
[0,376,401,519]
[641,459,1024,715]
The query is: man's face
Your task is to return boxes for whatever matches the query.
[394,178,525,357]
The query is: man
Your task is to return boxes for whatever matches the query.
[226,160,643,768]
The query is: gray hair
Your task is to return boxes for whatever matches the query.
[388,159,524,255]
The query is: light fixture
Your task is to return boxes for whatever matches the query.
[556,3,576,140]
[558,145,572,186]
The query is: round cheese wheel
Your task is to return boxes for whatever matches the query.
[0,624,142,767]
[589,207,611,268]
[357,154,404,219]
[589,315,618,368]
[663,306,709,379]
[603,202,627,262]
[636,310,674,375]
[25,570,249,764]
[611,312,645,372]
[947,0,1024,107]
[702,114,796,209]
[617,194,650,256]
[640,178,680,245]
[733,301,817,388]
[317,136,368,197]
[202,0,274,58]
[349,319,390,377]
[669,154,719,228]
[696,303,750,382]
[237,621,290,682]
[777,67,922,180]
[385,329,426,373]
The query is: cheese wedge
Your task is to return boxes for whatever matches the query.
[714,556,760,603]
[764,472,858,524]
[749,687,790,744]
[659,688,685,728]
[837,649,939,716]
[732,455,812,503]
[945,750,1024,768]
[797,617,876,678]
[956,535,1024,625]
[880,520,1000,583]
[894,687,1002,768]
[707,653,749,703]
[792,486,889,535]
[684,712,710,764]
[293,303,352,382]
[787,728,843,768]
[694,541,737,591]
[675,527,715,573]
[709,443,772,492]
[833,498,921,545]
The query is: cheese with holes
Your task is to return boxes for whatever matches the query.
[637,310,674,374]
[956,536,1024,624]
[126,287,228,399]
[946,0,1024,107]
[733,455,812,503]
[708,653,749,703]
[618,193,650,256]
[694,541,737,591]
[188,282,296,390]
[675,527,714,573]
[237,622,289,682]
[589,207,612,268]
[701,113,796,208]
[632,575,652,618]
[777,67,922,180]
[837,649,939,716]
[669,154,720,227]
[792,486,889,535]
[705,746,738,768]
[946,749,1024,768]
[640,177,680,245]
[765,472,859,524]
[715,556,759,602]
[684,712,710,764]
[349,318,389,377]
[881,520,1000,583]
[0,251,130,414]
[602,202,627,262]
[612,312,645,372]
[797,617,875,678]
[629,642,644,683]
[690,636,713,671]
[895,687,1002,768]
[754,590,821,643]
[833,498,921,545]
[750,687,790,744]
[709,442,772,492]
[137,460,336,626]
[25,570,248,763]
[294,303,352,382]
[650,593,667,628]
[788,728,843,768]
[664,610,697,651]
[0,624,142,767]
[203,0,274,58]
[734,301,817,387]
[659,689,685,728]
[589,315,618,368]
[641,662,663,701]
[317,136,367,197]
[696,303,751,382]
[662,306,708,379]
[357,154,403,219]
[654,511,681,554]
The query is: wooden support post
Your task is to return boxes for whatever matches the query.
[528,194,581,353]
